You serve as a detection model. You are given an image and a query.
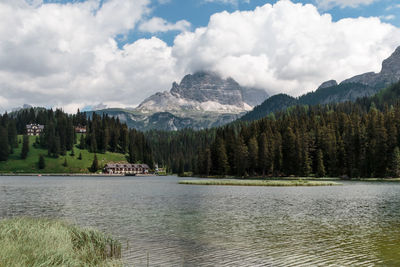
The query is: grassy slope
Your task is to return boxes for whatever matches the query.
[179,179,341,186]
[0,135,127,174]
[0,218,122,267]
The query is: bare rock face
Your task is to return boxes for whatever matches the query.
[136,71,269,115]
[342,46,400,88]
[170,71,245,107]
[127,71,270,130]
[317,80,338,90]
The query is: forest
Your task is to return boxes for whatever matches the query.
[0,108,153,169]
[2,81,400,178]
[146,81,400,178]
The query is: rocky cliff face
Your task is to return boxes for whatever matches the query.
[136,71,268,116]
[317,80,338,90]
[170,72,245,107]
[99,71,269,131]
[341,46,400,88]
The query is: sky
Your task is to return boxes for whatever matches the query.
[1,0,400,113]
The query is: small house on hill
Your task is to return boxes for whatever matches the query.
[104,163,150,175]
[75,126,87,133]
[26,124,44,136]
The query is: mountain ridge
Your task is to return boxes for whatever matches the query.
[94,71,269,131]
[241,45,400,121]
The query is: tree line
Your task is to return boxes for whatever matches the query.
[0,108,153,169]
[146,81,400,178]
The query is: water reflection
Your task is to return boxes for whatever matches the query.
[0,176,400,266]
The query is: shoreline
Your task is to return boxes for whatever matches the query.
[179,179,342,187]
[0,173,156,177]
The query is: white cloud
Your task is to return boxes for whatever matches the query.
[316,0,375,9]
[1,0,400,113]
[380,15,395,21]
[0,0,183,113]
[139,17,191,33]
[386,4,400,11]
[172,1,400,96]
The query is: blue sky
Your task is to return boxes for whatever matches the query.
[44,0,400,46]
[124,0,400,46]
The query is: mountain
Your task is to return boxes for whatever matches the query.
[240,94,297,121]
[241,45,400,121]
[93,71,269,131]
[341,46,400,88]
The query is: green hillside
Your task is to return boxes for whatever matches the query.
[0,135,127,174]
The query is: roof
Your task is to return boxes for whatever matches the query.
[26,124,44,129]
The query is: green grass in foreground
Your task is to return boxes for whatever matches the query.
[0,218,122,267]
[179,179,341,186]
[0,135,127,174]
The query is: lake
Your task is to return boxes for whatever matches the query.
[1,175,400,266]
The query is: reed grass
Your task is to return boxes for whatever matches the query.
[0,218,122,267]
[179,179,341,187]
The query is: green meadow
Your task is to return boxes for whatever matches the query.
[0,135,127,174]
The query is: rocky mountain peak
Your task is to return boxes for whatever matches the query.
[317,80,338,90]
[341,45,400,88]
[170,71,244,106]
[381,46,400,76]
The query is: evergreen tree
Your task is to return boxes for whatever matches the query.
[235,136,249,177]
[199,148,212,176]
[247,136,258,175]
[38,154,45,169]
[390,147,400,177]
[211,137,229,175]
[128,141,135,163]
[90,154,99,173]
[78,152,82,160]
[316,149,326,177]
[70,147,75,157]
[0,126,9,161]
[8,120,18,149]
[21,135,29,159]
[79,134,85,149]
[90,133,97,153]
[63,158,68,167]
[178,157,185,176]
[258,133,269,176]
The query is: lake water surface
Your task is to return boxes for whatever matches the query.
[1,175,400,266]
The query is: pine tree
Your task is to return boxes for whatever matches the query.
[128,141,135,163]
[0,126,9,161]
[90,133,97,153]
[390,147,400,177]
[282,127,297,175]
[38,154,45,169]
[211,137,229,175]
[258,133,269,176]
[21,135,30,159]
[316,149,326,177]
[79,134,85,149]
[70,147,75,157]
[63,158,68,167]
[78,152,82,160]
[178,157,185,176]
[235,136,249,177]
[248,136,258,175]
[90,154,99,173]
[8,120,18,149]
[200,148,212,176]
